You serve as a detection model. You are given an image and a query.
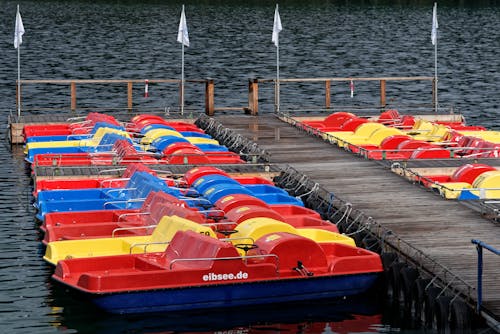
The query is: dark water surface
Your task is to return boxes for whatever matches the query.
[0,1,498,333]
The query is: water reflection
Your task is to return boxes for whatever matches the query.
[47,283,383,333]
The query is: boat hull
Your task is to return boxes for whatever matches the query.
[72,273,379,314]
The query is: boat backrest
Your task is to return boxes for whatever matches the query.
[450,163,497,183]
[183,166,230,186]
[165,230,238,269]
[471,171,500,190]
[338,117,369,131]
[296,228,355,247]
[323,112,356,127]
[215,194,270,212]
[90,122,125,134]
[122,163,156,179]
[126,172,170,199]
[150,215,216,243]
[192,174,240,193]
[152,203,206,224]
[351,122,385,137]
[365,127,404,146]
[377,109,400,125]
[232,217,297,245]
[225,205,285,224]
[203,183,253,204]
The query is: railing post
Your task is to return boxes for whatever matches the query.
[248,78,259,116]
[474,241,483,313]
[205,79,215,116]
[325,80,331,109]
[70,82,77,111]
[380,79,386,108]
[127,81,133,112]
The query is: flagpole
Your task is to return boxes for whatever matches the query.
[434,36,438,113]
[16,4,22,118]
[177,4,189,116]
[17,35,21,118]
[181,38,185,116]
[272,4,282,113]
[432,2,438,113]
[276,37,280,113]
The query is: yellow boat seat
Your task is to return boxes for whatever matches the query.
[140,128,183,145]
[405,119,434,135]
[43,215,216,265]
[185,137,220,145]
[24,127,130,153]
[411,124,451,142]
[295,228,356,247]
[327,123,386,146]
[468,171,500,199]
[341,127,404,148]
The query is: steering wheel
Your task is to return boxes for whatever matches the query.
[234,243,258,253]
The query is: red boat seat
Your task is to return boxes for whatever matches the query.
[165,148,212,165]
[409,148,453,159]
[225,205,285,224]
[165,230,240,270]
[379,135,412,150]
[215,194,271,213]
[450,163,497,184]
[121,163,157,178]
[323,112,357,128]
[183,166,230,186]
[377,109,400,125]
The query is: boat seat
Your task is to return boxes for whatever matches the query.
[225,205,285,224]
[183,166,230,186]
[164,230,240,270]
[295,228,355,247]
[215,194,270,212]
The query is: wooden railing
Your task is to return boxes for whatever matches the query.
[16,78,216,115]
[16,76,436,116]
[250,76,437,115]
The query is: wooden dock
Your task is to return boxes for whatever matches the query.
[200,114,500,328]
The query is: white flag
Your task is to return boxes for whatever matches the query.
[272,4,282,47]
[431,2,438,45]
[14,7,25,49]
[177,5,189,47]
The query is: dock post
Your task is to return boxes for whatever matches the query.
[205,79,215,116]
[325,80,331,109]
[127,81,133,112]
[248,79,259,116]
[380,79,386,108]
[70,82,77,111]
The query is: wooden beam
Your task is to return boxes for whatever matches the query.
[205,79,215,116]
[248,79,259,116]
[380,79,386,107]
[70,82,76,111]
[325,80,331,109]
[127,81,133,111]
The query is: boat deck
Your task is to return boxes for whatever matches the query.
[206,114,500,324]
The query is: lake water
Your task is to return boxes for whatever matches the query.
[0,0,498,333]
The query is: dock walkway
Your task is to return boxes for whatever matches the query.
[206,114,500,326]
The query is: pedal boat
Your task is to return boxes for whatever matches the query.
[52,229,382,314]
